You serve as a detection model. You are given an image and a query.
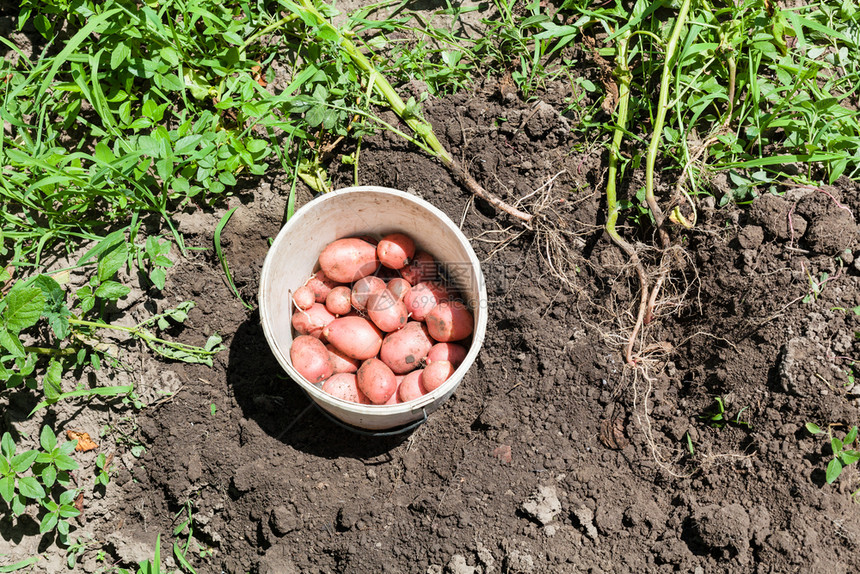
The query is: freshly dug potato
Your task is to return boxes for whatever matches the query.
[325,286,352,316]
[293,286,316,310]
[319,238,379,283]
[291,303,336,339]
[427,343,468,368]
[367,289,408,332]
[422,359,455,392]
[397,369,426,403]
[379,322,433,374]
[351,276,386,311]
[322,373,370,404]
[399,251,437,285]
[290,335,333,384]
[322,316,383,360]
[426,301,474,342]
[403,282,448,321]
[357,358,397,404]
[326,344,360,374]
[386,278,412,301]
[306,270,338,303]
[377,233,416,269]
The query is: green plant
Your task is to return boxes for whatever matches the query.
[94,452,114,488]
[1,264,223,413]
[807,423,860,485]
[0,427,80,543]
[699,397,752,429]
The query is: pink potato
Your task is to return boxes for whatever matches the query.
[384,380,401,405]
[403,282,448,322]
[292,286,315,310]
[425,301,474,342]
[322,316,383,360]
[399,251,437,285]
[377,233,416,270]
[325,286,352,316]
[351,276,386,311]
[306,270,339,303]
[319,238,379,283]
[290,335,333,384]
[291,303,336,339]
[398,369,427,403]
[322,373,370,404]
[427,343,468,368]
[422,360,455,392]
[367,289,409,332]
[379,322,433,374]
[357,358,398,404]
[386,278,412,301]
[326,344,360,374]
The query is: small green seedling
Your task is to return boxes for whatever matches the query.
[95,452,114,488]
[699,397,752,429]
[806,423,860,484]
[700,397,727,428]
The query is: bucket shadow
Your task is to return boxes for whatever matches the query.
[228,314,411,459]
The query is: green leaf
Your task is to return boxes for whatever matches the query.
[59,503,80,518]
[1,432,14,458]
[11,493,26,516]
[39,510,59,533]
[173,541,198,574]
[111,42,131,69]
[805,422,822,434]
[94,281,131,300]
[832,436,844,455]
[840,450,860,466]
[97,241,129,283]
[42,464,57,489]
[0,556,40,572]
[0,326,26,358]
[40,425,57,452]
[54,453,79,472]
[826,457,843,484]
[846,426,858,446]
[3,287,45,333]
[17,475,46,499]
[0,476,14,503]
[43,360,63,401]
[10,450,39,473]
[149,268,167,290]
[59,488,77,506]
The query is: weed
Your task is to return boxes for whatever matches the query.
[807,423,860,485]
[699,397,753,429]
[0,427,80,543]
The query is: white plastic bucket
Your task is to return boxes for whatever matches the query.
[259,186,488,431]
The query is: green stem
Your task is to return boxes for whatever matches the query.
[293,0,533,223]
[241,15,300,52]
[644,0,692,246]
[604,29,649,366]
[23,346,76,356]
[67,318,214,354]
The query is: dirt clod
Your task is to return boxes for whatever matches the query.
[520,485,562,526]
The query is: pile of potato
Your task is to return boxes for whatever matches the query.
[289,233,474,405]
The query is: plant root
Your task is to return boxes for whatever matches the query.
[444,155,534,224]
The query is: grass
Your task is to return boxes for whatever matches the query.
[2,0,860,570]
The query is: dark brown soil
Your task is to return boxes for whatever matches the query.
[41,85,860,573]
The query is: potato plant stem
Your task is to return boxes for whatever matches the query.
[294,0,533,223]
[67,318,212,355]
[604,30,649,366]
[644,0,692,248]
